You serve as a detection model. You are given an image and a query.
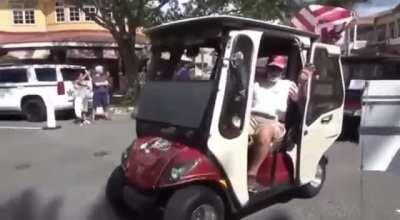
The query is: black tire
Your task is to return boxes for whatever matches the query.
[298,158,327,198]
[22,98,46,122]
[106,166,127,210]
[164,185,225,220]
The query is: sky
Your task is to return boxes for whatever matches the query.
[354,0,399,16]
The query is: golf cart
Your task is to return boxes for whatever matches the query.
[106,16,344,219]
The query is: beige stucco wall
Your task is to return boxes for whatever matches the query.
[0,0,105,33]
[0,0,47,32]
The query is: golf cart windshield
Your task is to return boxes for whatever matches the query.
[136,33,225,146]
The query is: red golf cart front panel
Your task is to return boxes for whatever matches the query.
[123,137,223,190]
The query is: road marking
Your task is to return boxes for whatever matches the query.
[0,126,42,130]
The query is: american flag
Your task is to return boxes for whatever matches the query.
[290,4,354,43]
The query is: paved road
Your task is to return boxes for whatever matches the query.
[0,116,399,220]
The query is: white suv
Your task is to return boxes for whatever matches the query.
[0,64,89,122]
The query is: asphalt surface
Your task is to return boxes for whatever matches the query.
[0,116,399,220]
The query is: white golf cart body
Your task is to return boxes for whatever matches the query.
[146,16,344,207]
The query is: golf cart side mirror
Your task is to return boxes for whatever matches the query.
[130,107,138,119]
[230,51,246,97]
[230,51,244,68]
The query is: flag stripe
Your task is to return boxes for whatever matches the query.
[294,13,315,32]
[312,5,335,17]
[290,4,354,43]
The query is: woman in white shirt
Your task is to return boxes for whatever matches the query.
[74,71,92,125]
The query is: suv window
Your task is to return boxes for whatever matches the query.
[306,49,343,125]
[35,68,57,82]
[61,68,84,81]
[0,69,28,83]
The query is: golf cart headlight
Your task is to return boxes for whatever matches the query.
[169,160,199,182]
[121,149,129,162]
[121,141,134,163]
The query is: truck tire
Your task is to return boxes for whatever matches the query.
[164,185,225,220]
[22,98,46,122]
[298,157,327,198]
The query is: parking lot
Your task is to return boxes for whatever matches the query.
[0,116,399,220]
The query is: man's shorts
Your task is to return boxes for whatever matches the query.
[249,114,286,143]
[94,91,109,108]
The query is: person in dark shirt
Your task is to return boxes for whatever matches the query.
[92,65,111,120]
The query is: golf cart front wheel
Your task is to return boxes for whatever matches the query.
[164,185,225,220]
[106,166,128,210]
[298,157,327,198]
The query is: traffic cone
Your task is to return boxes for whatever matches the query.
[42,95,61,130]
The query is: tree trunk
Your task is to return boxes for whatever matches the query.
[116,37,140,102]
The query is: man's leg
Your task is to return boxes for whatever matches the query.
[74,96,83,123]
[248,124,275,177]
[92,92,99,120]
[101,92,111,120]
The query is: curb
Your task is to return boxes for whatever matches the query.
[109,106,135,115]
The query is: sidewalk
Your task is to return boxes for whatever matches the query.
[109,105,134,115]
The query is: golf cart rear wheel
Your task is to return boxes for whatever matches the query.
[298,158,326,198]
[164,185,225,220]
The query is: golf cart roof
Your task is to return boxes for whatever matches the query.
[145,15,319,40]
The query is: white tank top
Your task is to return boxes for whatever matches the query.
[252,79,294,121]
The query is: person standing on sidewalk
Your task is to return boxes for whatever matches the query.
[74,70,92,126]
[92,65,111,120]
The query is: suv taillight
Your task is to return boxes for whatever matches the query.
[57,82,65,95]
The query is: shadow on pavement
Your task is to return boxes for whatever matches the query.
[0,115,26,121]
[87,194,161,220]
[0,188,63,220]
[238,190,298,220]
[264,209,294,220]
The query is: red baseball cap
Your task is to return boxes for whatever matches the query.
[267,55,287,70]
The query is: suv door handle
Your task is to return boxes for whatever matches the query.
[321,114,333,124]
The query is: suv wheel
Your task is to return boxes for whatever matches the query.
[22,98,47,122]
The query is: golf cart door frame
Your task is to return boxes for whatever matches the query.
[299,43,344,185]
[207,30,262,205]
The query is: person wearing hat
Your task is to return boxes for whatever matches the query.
[92,65,111,120]
[73,70,92,125]
[248,55,300,181]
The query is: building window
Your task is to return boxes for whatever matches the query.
[55,7,65,22]
[12,9,35,24]
[55,0,96,23]
[55,0,65,22]
[24,9,35,24]
[84,6,96,21]
[69,7,80,21]
[11,1,35,25]
[376,24,386,41]
[13,10,24,24]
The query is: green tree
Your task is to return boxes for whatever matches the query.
[67,0,170,99]
[67,0,366,99]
